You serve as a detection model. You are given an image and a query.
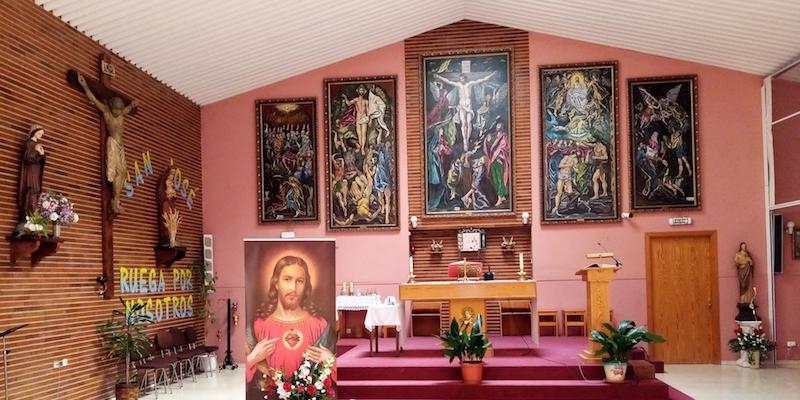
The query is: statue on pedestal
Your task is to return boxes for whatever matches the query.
[735,242,760,321]
[16,125,46,232]
[156,166,180,248]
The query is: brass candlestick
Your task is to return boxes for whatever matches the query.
[407,273,416,283]
[517,270,527,281]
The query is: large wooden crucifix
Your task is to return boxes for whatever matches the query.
[67,54,138,299]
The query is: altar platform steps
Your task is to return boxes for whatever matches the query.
[336,336,683,400]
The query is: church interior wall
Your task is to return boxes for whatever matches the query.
[202,23,768,363]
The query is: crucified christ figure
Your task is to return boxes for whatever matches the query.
[434,71,496,150]
[77,73,138,216]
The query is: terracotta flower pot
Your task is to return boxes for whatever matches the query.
[115,383,139,400]
[603,360,627,383]
[461,361,484,384]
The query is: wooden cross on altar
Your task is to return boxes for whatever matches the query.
[67,54,138,299]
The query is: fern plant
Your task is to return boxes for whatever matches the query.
[438,314,491,364]
[98,298,152,385]
[590,320,665,362]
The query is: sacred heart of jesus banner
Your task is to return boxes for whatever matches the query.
[244,239,337,399]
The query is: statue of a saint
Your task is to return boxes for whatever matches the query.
[77,73,138,216]
[735,242,754,304]
[17,125,46,228]
[156,166,179,247]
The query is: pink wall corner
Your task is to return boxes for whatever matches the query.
[201,29,767,364]
[202,43,408,363]
[528,32,766,361]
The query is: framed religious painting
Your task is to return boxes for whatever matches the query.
[256,98,318,223]
[422,50,513,215]
[629,75,700,211]
[324,76,399,230]
[540,61,620,224]
[244,238,337,399]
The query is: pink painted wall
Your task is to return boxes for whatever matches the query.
[771,76,800,121]
[773,112,800,204]
[771,80,800,360]
[528,32,765,361]
[201,29,767,363]
[774,197,800,360]
[201,43,408,362]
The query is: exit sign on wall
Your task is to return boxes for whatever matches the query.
[668,217,693,226]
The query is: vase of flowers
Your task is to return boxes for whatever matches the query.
[37,191,79,237]
[729,326,774,368]
[259,357,336,399]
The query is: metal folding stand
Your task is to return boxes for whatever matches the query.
[220,298,237,370]
[1,324,28,400]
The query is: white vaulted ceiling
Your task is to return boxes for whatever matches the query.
[36,0,800,105]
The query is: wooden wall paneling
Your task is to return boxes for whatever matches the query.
[0,2,203,399]
[404,20,532,230]
[410,226,533,281]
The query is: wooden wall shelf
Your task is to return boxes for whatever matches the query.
[154,245,186,268]
[6,236,64,267]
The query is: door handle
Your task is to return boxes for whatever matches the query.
[707,303,712,309]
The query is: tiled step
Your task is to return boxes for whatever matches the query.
[337,365,606,381]
[338,379,671,400]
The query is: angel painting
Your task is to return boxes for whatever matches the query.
[423,51,513,215]
[629,76,699,210]
[540,62,619,223]
[325,77,398,230]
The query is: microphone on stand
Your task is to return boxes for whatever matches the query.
[597,242,623,267]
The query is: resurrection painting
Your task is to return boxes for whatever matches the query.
[256,98,318,223]
[423,51,513,215]
[540,62,619,223]
[324,76,398,230]
[629,76,699,210]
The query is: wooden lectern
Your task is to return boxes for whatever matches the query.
[576,253,620,362]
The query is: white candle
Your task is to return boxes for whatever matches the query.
[409,256,414,274]
[519,253,524,273]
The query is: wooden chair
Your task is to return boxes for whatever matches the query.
[499,301,532,336]
[537,310,558,336]
[562,310,586,337]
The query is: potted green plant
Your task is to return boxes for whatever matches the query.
[192,258,217,323]
[590,320,665,383]
[98,298,152,399]
[437,314,491,384]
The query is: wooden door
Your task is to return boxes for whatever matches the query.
[646,231,720,363]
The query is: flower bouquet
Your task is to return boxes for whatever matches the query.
[260,358,336,400]
[16,209,49,238]
[728,326,775,365]
[38,191,79,235]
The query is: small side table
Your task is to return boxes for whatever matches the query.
[365,303,403,353]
